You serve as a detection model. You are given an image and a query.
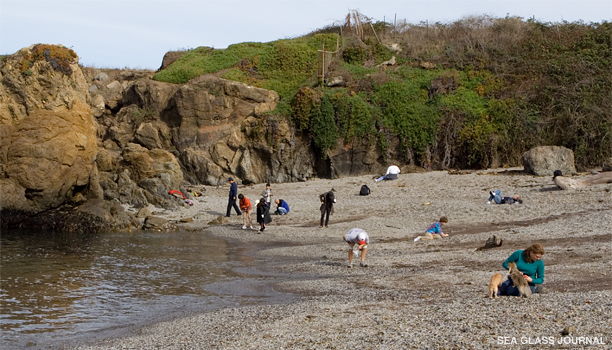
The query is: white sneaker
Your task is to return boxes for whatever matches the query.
[242,226,247,229]
[360,261,368,267]
[249,226,254,229]
[486,201,491,204]
[347,262,353,268]
[414,236,421,242]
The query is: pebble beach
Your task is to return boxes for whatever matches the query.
[77,168,612,350]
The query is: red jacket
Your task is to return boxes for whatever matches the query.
[239,197,252,211]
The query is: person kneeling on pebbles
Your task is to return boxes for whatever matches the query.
[414,216,448,241]
[344,228,369,268]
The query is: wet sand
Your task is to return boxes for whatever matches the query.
[77,168,612,349]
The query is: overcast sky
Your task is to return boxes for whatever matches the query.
[1,0,610,69]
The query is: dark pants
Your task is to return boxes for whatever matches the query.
[226,197,241,216]
[320,206,331,227]
[497,277,536,296]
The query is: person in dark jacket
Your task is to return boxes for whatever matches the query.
[226,177,242,217]
[319,189,336,228]
[256,197,272,232]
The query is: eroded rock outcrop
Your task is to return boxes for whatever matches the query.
[1,100,99,213]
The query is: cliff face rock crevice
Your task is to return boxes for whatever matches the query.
[2,44,398,232]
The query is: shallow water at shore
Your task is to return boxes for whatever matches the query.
[0,229,297,349]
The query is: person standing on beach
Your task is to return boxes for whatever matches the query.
[319,189,336,228]
[226,177,242,217]
[375,165,401,182]
[261,183,273,207]
[498,243,545,296]
[256,197,272,232]
[238,194,253,229]
[344,228,369,267]
[414,216,448,241]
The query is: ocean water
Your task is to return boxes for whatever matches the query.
[0,229,295,349]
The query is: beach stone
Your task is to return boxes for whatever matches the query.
[143,215,176,231]
[136,207,151,218]
[208,215,229,225]
[522,146,576,176]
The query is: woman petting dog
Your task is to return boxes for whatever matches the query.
[497,243,545,296]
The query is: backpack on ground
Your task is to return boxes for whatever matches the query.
[359,185,370,196]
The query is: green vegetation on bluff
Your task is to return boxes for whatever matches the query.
[154,15,612,168]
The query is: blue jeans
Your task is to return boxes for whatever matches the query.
[277,207,287,215]
[376,173,398,182]
[497,277,536,296]
[488,190,502,204]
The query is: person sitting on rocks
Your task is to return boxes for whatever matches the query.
[487,190,522,204]
[498,243,545,296]
[375,165,401,182]
[274,198,290,215]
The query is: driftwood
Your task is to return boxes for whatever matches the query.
[554,172,612,190]
[476,235,503,251]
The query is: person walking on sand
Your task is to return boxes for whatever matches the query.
[226,177,242,217]
[238,194,253,229]
[261,183,273,207]
[344,228,369,268]
[375,165,401,182]
[319,189,336,228]
[414,216,448,241]
[498,243,545,296]
[256,197,272,232]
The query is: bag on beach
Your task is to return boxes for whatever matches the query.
[359,185,370,196]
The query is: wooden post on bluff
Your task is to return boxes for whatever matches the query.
[318,43,325,87]
[318,43,336,87]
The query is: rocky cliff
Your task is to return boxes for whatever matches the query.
[1,44,392,232]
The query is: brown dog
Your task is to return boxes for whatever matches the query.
[508,262,532,298]
[489,273,503,298]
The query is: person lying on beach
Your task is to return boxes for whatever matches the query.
[487,190,522,204]
[414,216,448,241]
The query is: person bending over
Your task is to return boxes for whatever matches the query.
[238,194,253,229]
[344,228,369,268]
[274,198,290,215]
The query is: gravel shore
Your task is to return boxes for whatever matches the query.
[78,169,612,349]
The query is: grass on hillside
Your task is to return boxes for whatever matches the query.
[154,15,612,169]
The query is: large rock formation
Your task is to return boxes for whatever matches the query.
[0,45,137,232]
[522,146,577,176]
[1,100,100,213]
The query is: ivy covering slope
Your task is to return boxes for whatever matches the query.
[153,16,612,169]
